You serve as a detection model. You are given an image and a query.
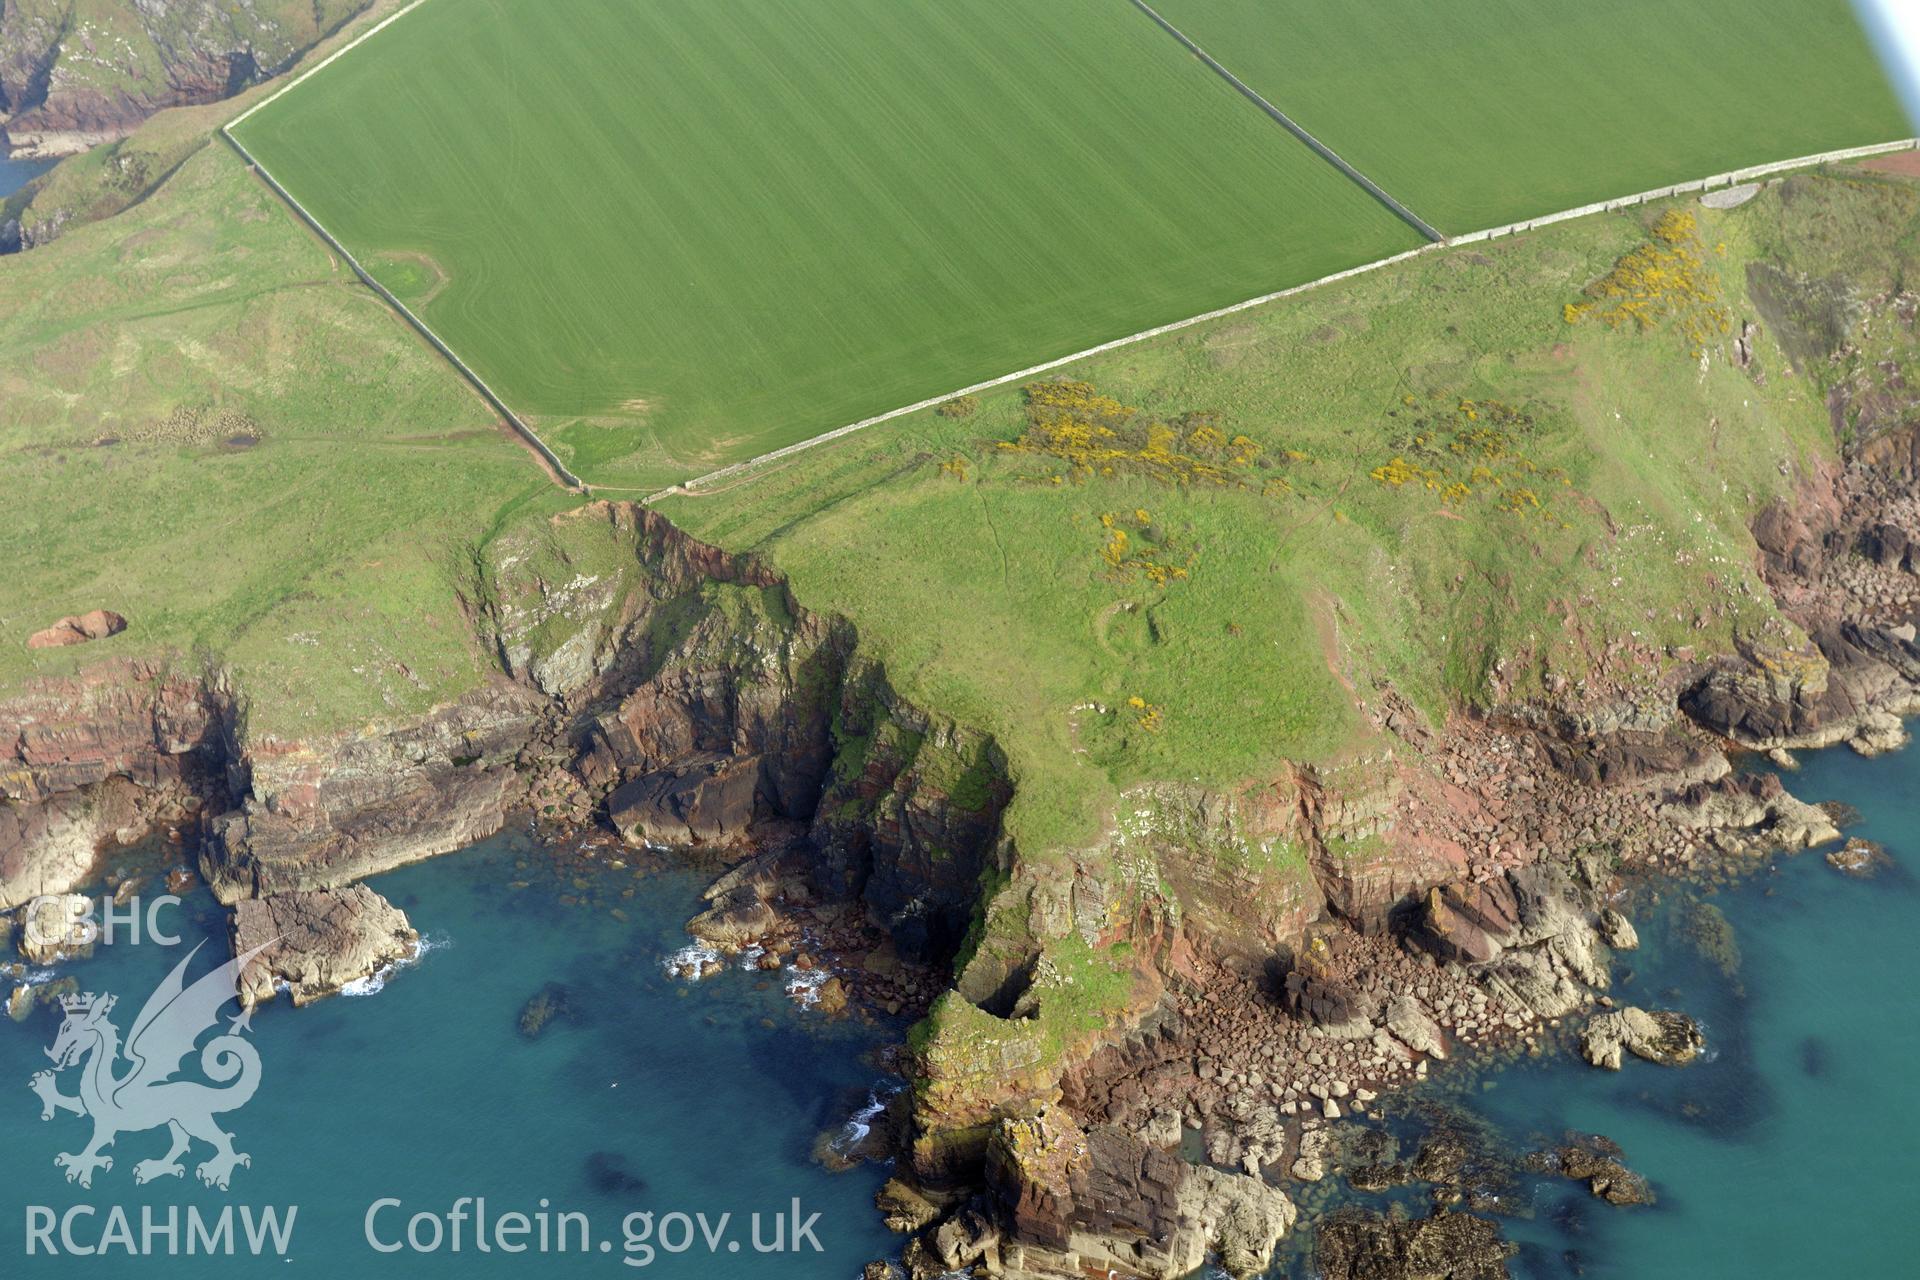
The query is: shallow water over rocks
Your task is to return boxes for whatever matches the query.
[0,830,897,1276]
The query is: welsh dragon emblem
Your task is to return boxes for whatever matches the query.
[28,942,270,1190]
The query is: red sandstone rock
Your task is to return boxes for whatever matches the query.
[26,610,127,649]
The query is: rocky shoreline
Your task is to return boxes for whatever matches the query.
[0,2,372,163]
[5,408,1920,1275]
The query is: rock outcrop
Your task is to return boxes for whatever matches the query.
[204,682,546,902]
[1548,1136,1655,1207]
[1826,837,1895,878]
[26,609,127,649]
[980,1107,1295,1280]
[231,884,418,1006]
[0,659,230,908]
[1,1,370,160]
[1411,860,1613,1022]
[14,892,93,964]
[1579,1007,1704,1070]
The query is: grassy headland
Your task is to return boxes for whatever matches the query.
[0,140,561,740]
[659,167,1920,1081]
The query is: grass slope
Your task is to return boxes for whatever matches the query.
[230,0,1422,488]
[0,143,558,738]
[659,170,1920,857]
[1148,0,1910,234]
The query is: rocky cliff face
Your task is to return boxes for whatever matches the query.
[0,0,368,158]
[1682,455,1920,753]
[6,430,1920,1277]
[472,502,1010,964]
[3,501,1011,995]
[886,413,1920,1278]
[0,658,230,908]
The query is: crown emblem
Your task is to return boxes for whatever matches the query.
[58,992,112,1017]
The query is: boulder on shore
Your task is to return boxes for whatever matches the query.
[1384,994,1447,1060]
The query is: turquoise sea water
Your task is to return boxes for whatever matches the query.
[3,743,1913,1278]
[1313,741,1920,1278]
[0,832,898,1277]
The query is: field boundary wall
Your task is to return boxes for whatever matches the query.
[213,0,1917,498]
[664,139,1918,498]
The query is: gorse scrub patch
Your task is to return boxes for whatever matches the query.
[1097,510,1193,588]
[1369,397,1573,528]
[997,380,1289,494]
[1564,210,1733,355]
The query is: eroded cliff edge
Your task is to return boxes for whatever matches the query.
[0,0,369,160]
[3,424,1919,1276]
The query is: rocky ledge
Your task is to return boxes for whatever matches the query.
[0,2,370,161]
[232,884,418,1007]
[1,401,1917,1279]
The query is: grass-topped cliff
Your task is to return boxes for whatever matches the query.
[657,164,1920,1114]
[659,189,1892,852]
[0,0,367,147]
[0,138,561,740]
[2,0,378,250]
[5,35,1920,1147]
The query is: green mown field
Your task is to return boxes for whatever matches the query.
[660,166,1920,855]
[1149,0,1910,234]
[229,0,1421,489]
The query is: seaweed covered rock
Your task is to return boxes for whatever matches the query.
[1580,1007,1704,1070]
[1314,1207,1515,1280]
[1549,1135,1655,1207]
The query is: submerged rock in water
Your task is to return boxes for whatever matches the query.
[518,982,574,1038]
[232,885,419,1006]
[1539,1134,1656,1207]
[1401,1099,1529,1212]
[1314,1207,1516,1280]
[584,1150,647,1196]
[1825,838,1894,879]
[1580,1007,1705,1070]
[1675,897,1742,984]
